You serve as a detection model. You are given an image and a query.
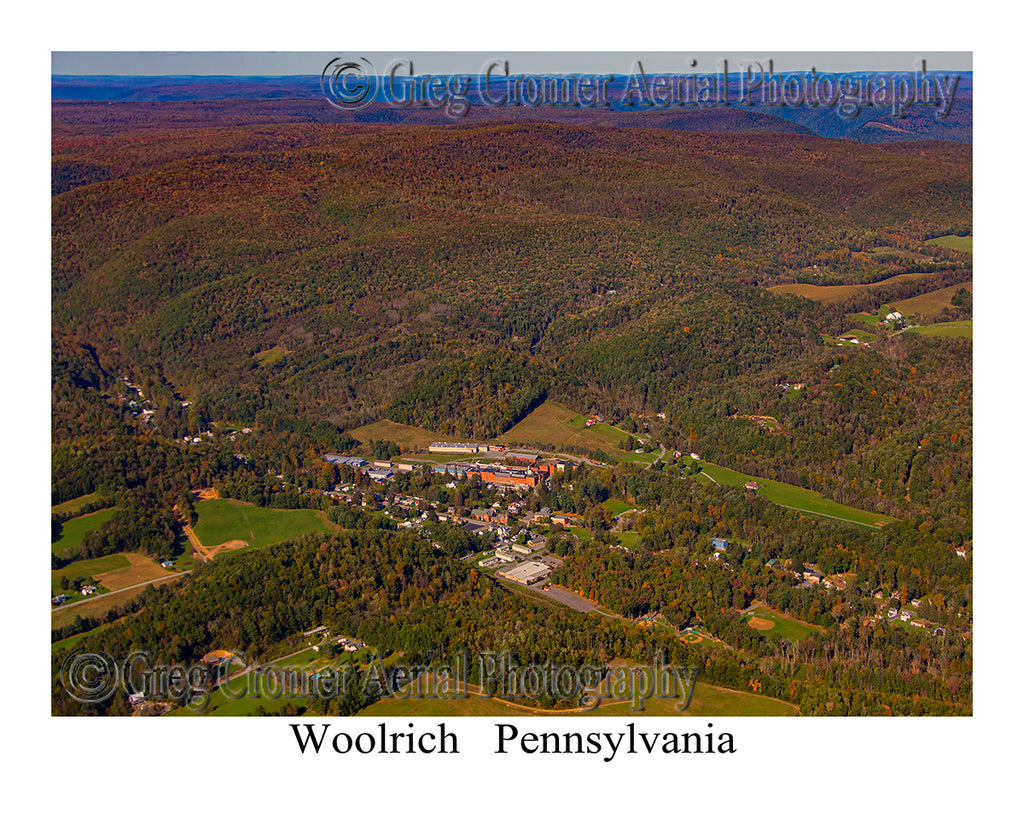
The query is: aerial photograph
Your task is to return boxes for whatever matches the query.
[50,50,974,729]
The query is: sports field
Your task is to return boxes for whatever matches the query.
[193,499,335,551]
[695,461,895,527]
[741,605,825,643]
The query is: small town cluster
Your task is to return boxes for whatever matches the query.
[324,443,583,589]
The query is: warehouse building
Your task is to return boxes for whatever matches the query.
[497,561,552,586]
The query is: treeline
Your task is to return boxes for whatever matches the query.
[51,529,704,714]
[555,541,970,714]
[385,349,549,439]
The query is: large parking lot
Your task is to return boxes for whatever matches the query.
[535,585,599,613]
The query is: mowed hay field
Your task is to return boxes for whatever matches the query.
[889,281,972,318]
[925,234,973,253]
[906,320,973,339]
[92,552,176,591]
[766,273,930,304]
[192,498,336,551]
[498,400,627,454]
[350,418,439,452]
[695,461,895,527]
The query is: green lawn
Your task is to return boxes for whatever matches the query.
[52,507,119,555]
[362,678,796,717]
[602,499,633,516]
[193,499,335,550]
[925,234,972,253]
[846,311,882,329]
[621,450,661,465]
[695,462,895,528]
[906,320,973,339]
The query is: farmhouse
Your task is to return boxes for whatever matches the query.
[744,481,759,491]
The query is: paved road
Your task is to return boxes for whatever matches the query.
[52,571,190,613]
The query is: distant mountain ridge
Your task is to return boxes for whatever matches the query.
[52,73,972,142]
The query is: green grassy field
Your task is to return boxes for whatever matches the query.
[170,670,306,716]
[362,678,797,717]
[925,234,972,253]
[742,605,825,643]
[621,450,661,465]
[52,625,111,654]
[174,643,378,715]
[906,320,973,339]
[838,329,877,344]
[51,492,110,516]
[846,311,882,329]
[51,507,119,555]
[193,499,335,550]
[695,462,895,527]
[602,499,633,516]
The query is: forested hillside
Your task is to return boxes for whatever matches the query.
[52,101,971,716]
